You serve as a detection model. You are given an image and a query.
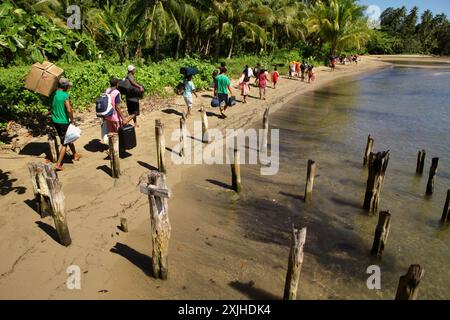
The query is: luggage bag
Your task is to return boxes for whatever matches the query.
[118,124,137,150]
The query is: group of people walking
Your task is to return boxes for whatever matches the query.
[49,65,144,170]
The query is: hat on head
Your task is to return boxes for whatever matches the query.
[127,65,136,72]
[59,77,73,87]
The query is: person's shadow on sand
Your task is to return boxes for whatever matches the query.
[110,242,153,277]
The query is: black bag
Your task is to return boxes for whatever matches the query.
[175,82,185,95]
[228,96,236,107]
[180,67,198,77]
[118,79,131,95]
[118,124,137,150]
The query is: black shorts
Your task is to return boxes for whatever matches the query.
[218,93,229,107]
[126,100,140,116]
[53,123,70,145]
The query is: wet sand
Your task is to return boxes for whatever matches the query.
[0,57,391,299]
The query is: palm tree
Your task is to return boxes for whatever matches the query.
[306,0,372,56]
[224,0,270,59]
[126,0,182,60]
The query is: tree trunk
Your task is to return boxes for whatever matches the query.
[227,26,236,59]
[154,22,160,60]
[175,36,182,59]
[205,37,211,55]
[215,16,223,61]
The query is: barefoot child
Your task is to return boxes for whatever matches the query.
[183,75,197,118]
[271,67,279,89]
[241,76,250,103]
[258,69,270,100]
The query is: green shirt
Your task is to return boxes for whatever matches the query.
[50,90,70,124]
[216,74,230,95]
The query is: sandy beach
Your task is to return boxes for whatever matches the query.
[0,57,391,299]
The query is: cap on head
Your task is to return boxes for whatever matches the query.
[127,65,136,72]
[59,77,73,88]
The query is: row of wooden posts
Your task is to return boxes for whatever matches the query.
[38,108,448,299]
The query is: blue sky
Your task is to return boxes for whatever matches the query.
[358,0,450,17]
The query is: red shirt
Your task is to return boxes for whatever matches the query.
[272,71,279,82]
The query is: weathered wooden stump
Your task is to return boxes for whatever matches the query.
[441,189,450,224]
[48,134,59,163]
[140,171,171,279]
[231,148,242,193]
[363,135,374,166]
[108,132,120,178]
[27,163,51,218]
[283,226,307,300]
[44,164,72,246]
[155,119,167,173]
[260,107,269,155]
[179,117,186,157]
[120,217,128,232]
[395,264,424,300]
[304,160,316,204]
[363,151,390,214]
[425,157,439,195]
[416,150,426,175]
[371,211,391,257]
[200,106,210,143]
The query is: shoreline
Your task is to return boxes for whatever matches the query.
[0,56,391,299]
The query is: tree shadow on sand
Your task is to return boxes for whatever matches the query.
[229,280,280,300]
[110,242,153,277]
[0,170,26,196]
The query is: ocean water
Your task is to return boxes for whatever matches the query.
[175,66,450,299]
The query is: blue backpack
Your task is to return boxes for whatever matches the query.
[96,93,114,117]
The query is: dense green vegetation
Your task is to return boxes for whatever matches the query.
[367,6,450,55]
[2,0,449,129]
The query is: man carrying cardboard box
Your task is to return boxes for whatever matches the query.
[50,77,82,171]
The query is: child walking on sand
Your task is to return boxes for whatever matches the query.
[308,65,316,83]
[240,76,250,103]
[258,69,270,100]
[272,67,279,89]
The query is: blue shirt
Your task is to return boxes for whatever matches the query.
[183,80,195,98]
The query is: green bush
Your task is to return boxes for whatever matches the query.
[0,58,216,124]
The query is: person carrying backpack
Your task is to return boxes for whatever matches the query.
[125,65,144,128]
[50,77,82,171]
[103,78,126,133]
[183,75,198,118]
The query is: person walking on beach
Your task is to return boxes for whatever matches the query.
[50,78,82,171]
[216,67,233,118]
[240,75,250,103]
[272,67,279,89]
[183,74,198,118]
[104,78,126,134]
[125,65,144,128]
[289,61,295,79]
[254,63,261,86]
[307,65,316,83]
[300,61,307,81]
[258,68,270,100]
[295,61,301,78]
[330,57,336,72]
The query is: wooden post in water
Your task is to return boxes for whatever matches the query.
[425,157,439,195]
[155,119,167,173]
[395,265,424,300]
[200,106,210,143]
[304,160,317,204]
[44,164,72,246]
[231,148,242,193]
[260,107,269,155]
[363,151,390,214]
[27,163,51,218]
[140,171,171,279]
[283,226,307,300]
[441,189,450,224]
[48,134,58,163]
[108,133,120,178]
[179,117,186,157]
[363,135,374,166]
[371,211,391,257]
[416,150,426,174]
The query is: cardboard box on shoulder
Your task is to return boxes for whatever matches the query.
[24,61,64,97]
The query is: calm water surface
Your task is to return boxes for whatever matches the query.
[181,66,450,299]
